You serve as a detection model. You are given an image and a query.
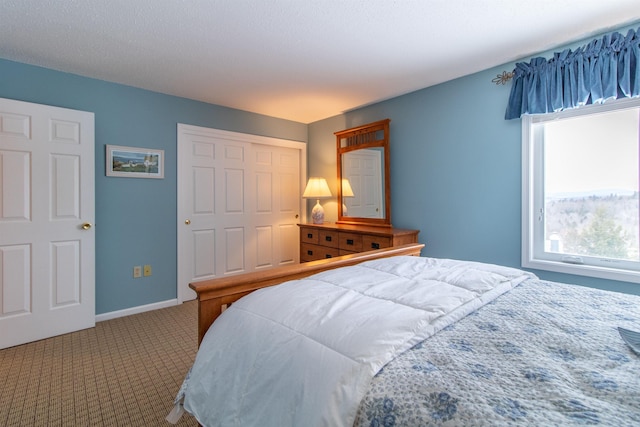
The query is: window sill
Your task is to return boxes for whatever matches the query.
[522,257,640,285]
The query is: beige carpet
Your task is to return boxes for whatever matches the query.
[0,301,199,426]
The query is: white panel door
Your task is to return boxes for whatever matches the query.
[0,97,95,349]
[219,143,250,275]
[178,132,248,301]
[253,144,301,269]
[177,124,305,302]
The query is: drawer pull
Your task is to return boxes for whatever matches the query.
[325,236,332,242]
[325,254,332,258]
[346,239,354,245]
[307,250,313,256]
[371,242,380,249]
[307,233,313,239]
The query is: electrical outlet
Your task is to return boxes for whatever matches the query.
[133,266,142,278]
[143,264,152,277]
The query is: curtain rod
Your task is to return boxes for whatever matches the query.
[492,71,514,85]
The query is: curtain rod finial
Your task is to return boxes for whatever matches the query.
[492,71,514,85]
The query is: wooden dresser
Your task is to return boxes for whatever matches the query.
[299,223,420,262]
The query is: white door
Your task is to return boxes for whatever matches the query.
[253,144,301,270]
[177,124,305,302]
[0,98,95,349]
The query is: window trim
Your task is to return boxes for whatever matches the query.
[521,96,640,284]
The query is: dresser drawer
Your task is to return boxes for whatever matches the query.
[318,230,339,248]
[362,235,391,250]
[300,227,319,244]
[338,232,362,251]
[339,249,358,256]
[301,243,340,261]
[298,223,419,263]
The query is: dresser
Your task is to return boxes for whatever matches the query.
[298,223,420,262]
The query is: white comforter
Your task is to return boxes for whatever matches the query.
[176,256,535,427]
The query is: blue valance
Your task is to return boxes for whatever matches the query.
[505,27,640,120]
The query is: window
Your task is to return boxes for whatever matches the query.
[522,97,640,283]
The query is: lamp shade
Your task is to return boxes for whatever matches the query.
[341,178,354,197]
[302,177,332,198]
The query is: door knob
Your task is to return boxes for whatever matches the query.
[185,219,191,225]
[82,222,92,230]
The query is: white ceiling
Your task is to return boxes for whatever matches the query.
[1,1,639,123]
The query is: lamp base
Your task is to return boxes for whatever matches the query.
[311,200,325,224]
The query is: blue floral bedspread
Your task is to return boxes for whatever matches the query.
[354,279,640,426]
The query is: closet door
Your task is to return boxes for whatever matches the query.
[177,125,305,302]
[253,144,301,270]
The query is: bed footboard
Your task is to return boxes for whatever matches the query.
[189,243,424,345]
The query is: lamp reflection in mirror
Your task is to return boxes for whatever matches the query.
[303,177,332,224]
[341,178,354,215]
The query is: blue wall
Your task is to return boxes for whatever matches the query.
[308,27,640,296]
[0,59,307,314]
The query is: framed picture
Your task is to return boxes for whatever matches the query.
[106,145,164,179]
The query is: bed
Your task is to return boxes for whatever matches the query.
[169,244,640,426]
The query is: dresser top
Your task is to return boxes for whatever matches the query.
[298,222,419,237]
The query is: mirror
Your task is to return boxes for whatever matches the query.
[335,119,391,227]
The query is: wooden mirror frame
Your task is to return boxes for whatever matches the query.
[335,119,391,227]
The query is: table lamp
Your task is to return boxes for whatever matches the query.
[303,177,332,224]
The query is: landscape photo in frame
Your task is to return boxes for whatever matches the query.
[106,145,164,179]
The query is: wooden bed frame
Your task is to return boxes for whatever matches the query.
[189,243,425,345]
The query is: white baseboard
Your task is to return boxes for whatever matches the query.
[95,299,178,322]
